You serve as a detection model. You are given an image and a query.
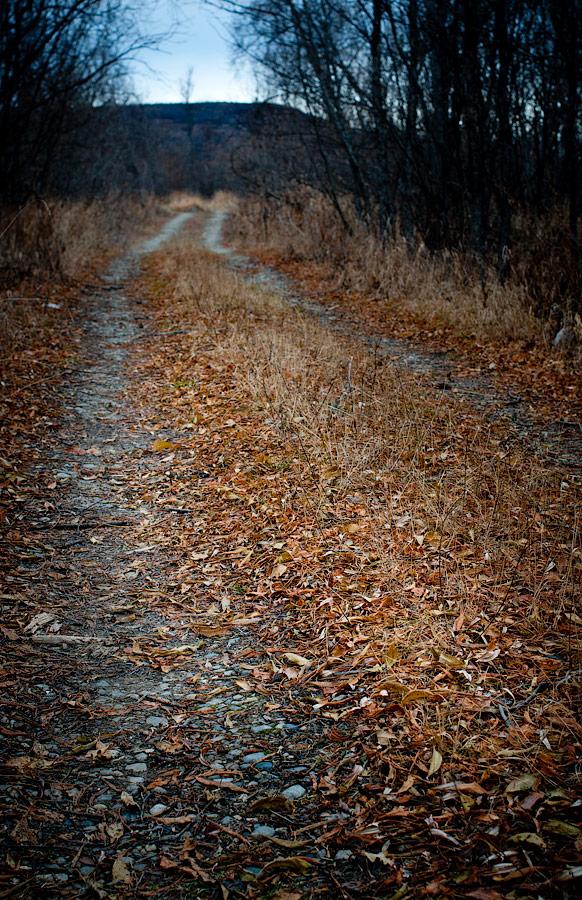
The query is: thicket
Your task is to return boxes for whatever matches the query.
[0,1,164,276]
[222,0,582,331]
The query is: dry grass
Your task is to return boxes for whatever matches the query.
[227,189,576,346]
[165,190,238,215]
[0,193,161,280]
[137,235,582,838]
[149,239,581,654]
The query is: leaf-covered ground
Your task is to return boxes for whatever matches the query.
[1,206,581,900]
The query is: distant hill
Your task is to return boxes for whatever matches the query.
[128,101,327,196]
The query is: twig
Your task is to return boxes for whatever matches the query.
[498,678,550,726]
[27,520,132,530]
[31,634,106,645]
[134,329,189,339]
[331,357,353,412]
[0,199,33,242]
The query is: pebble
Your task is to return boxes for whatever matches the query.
[149,804,168,816]
[252,824,275,837]
[242,752,266,765]
[145,716,168,727]
[335,849,353,861]
[282,784,306,800]
[255,761,273,771]
[251,724,271,734]
[126,763,147,773]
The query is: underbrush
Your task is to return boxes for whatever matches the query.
[227,189,582,352]
[0,192,161,280]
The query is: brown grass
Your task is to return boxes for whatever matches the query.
[226,188,582,349]
[149,238,581,641]
[0,193,162,280]
[137,235,581,828]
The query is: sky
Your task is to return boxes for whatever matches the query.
[131,2,256,105]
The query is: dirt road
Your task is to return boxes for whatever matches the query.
[1,208,580,899]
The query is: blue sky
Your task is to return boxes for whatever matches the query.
[131,2,256,104]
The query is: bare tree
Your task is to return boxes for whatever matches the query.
[0,0,163,201]
[218,0,582,296]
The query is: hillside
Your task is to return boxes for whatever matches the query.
[135,101,319,196]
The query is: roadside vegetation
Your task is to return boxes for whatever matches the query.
[221,0,582,356]
[0,1,581,896]
[228,190,582,353]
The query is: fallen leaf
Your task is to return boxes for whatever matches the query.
[268,836,309,850]
[86,739,113,760]
[401,689,444,704]
[505,774,537,793]
[195,625,229,637]
[508,832,546,849]
[258,856,312,878]
[106,822,124,842]
[361,841,393,866]
[544,819,581,837]
[248,795,294,813]
[428,747,443,777]
[283,652,312,668]
[112,857,131,884]
[152,439,174,451]
[466,891,504,900]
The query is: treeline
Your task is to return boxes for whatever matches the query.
[224,0,581,311]
[0,0,166,204]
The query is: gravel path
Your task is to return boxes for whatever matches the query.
[0,213,331,898]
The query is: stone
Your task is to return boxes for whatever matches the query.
[282,784,306,800]
[255,761,273,771]
[126,763,147,773]
[335,849,353,861]
[145,716,168,728]
[252,824,275,838]
[242,752,266,765]
[149,804,168,816]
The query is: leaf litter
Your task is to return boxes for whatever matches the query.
[0,208,580,898]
